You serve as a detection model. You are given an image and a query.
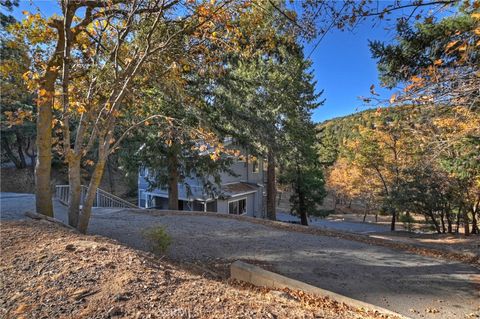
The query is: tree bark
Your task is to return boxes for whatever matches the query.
[463,207,470,236]
[296,167,308,226]
[390,209,396,231]
[167,145,179,211]
[67,156,81,228]
[429,213,442,234]
[34,16,65,217]
[77,155,106,234]
[440,211,446,233]
[25,137,36,170]
[471,207,478,234]
[35,80,55,217]
[445,205,453,233]
[455,209,460,233]
[266,147,276,220]
[299,194,308,226]
[15,131,27,168]
[1,135,23,169]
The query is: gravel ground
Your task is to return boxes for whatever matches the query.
[277,212,391,233]
[1,193,479,319]
[3,221,389,319]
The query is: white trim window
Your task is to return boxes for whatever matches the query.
[228,197,247,215]
[252,159,259,173]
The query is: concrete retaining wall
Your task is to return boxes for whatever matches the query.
[230,260,411,319]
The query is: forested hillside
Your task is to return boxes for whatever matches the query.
[317,104,480,234]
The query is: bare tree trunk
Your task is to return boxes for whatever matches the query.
[15,131,27,168]
[429,213,442,234]
[167,146,179,211]
[34,13,65,217]
[455,209,461,234]
[67,157,81,228]
[266,147,276,220]
[35,81,55,217]
[25,137,36,170]
[296,167,308,226]
[363,204,368,223]
[77,156,106,234]
[390,209,396,231]
[463,207,470,236]
[1,135,23,168]
[471,207,478,234]
[440,211,446,233]
[445,205,453,233]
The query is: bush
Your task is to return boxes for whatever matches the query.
[399,212,415,232]
[143,226,172,254]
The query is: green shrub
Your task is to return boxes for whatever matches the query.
[143,226,172,254]
[399,212,415,232]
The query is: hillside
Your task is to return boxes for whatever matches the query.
[316,104,459,165]
[316,103,479,234]
[0,220,400,319]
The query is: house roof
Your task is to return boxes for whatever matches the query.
[220,182,259,198]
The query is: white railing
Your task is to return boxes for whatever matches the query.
[55,185,137,209]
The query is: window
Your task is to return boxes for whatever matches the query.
[229,198,246,215]
[252,159,259,173]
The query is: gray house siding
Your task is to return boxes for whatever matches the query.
[138,145,266,217]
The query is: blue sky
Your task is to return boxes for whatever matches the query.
[7,1,398,123]
[305,21,396,123]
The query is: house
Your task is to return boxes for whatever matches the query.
[138,146,267,217]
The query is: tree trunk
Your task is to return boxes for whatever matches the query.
[266,147,276,220]
[15,131,27,168]
[25,137,36,170]
[463,207,470,236]
[1,135,23,169]
[363,204,368,223]
[455,210,460,234]
[440,211,446,233]
[299,194,308,226]
[390,209,396,231]
[446,205,453,233]
[471,208,478,234]
[67,157,81,228]
[429,213,442,234]
[296,168,308,226]
[35,81,55,217]
[167,146,179,211]
[77,157,106,234]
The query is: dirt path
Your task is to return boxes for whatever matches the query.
[1,193,479,319]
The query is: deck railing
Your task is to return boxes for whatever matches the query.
[55,185,137,209]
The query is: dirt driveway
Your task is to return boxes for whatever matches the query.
[1,193,479,319]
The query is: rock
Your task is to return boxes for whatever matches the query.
[107,306,124,317]
[114,293,131,302]
[65,244,76,251]
[268,290,297,301]
[266,312,277,319]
